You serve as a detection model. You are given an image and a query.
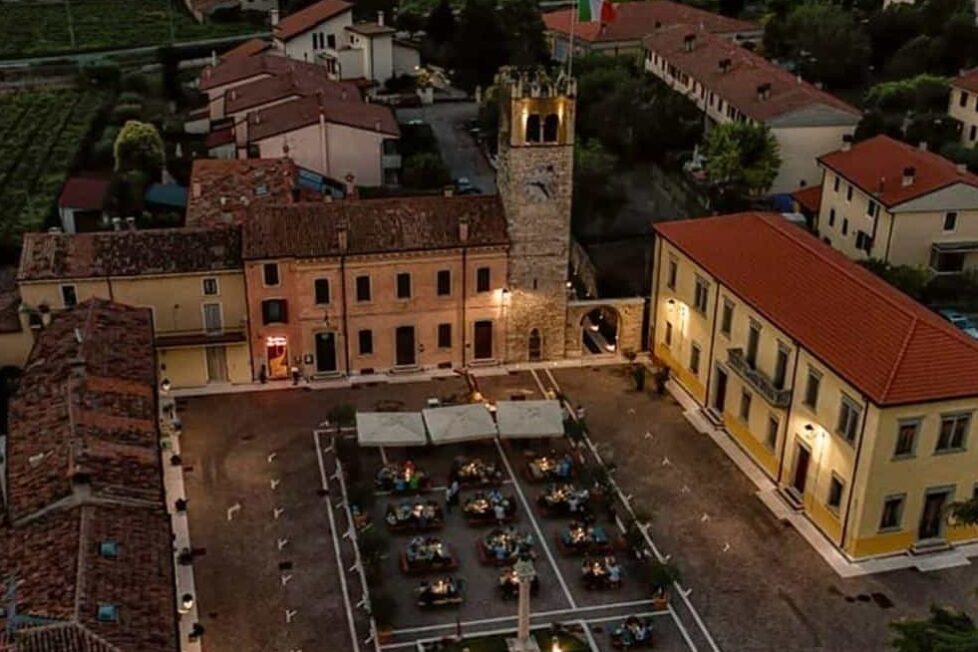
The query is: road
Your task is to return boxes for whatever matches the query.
[0,31,269,68]
[397,102,497,195]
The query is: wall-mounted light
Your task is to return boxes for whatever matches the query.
[160,378,172,394]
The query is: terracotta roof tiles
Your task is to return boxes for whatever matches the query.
[220,37,271,62]
[223,62,361,115]
[655,212,978,406]
[245,93,399,141]
[951,68,978,94]
[243,195,509,259]
[58,178,110,211]
[186,158,299,227]
[199,52,291,92]
[819,135,978,207]
[274,0,353,40]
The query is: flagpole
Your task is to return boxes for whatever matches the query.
[568,0,577,77]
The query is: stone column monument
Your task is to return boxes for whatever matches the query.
[507,552,540,652]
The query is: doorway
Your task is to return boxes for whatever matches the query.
[315,332,337,373]
[205,346,228,383]
[528,329,542,361]
[395,326,416,366]
[265,336,289,379]
[792,442,811,495]
[918,489,951,540]
[474,321,493,360]
[713,366,728,413]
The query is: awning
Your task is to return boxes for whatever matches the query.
[932,241,978,253]
[495,400,565,439]
[356,412,427,447]
[422,404,497,445]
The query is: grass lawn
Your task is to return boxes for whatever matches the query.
[441,631,590,652]
[0,0,260,59]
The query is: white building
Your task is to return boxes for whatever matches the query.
[271,0,419,86]
[949,68,978,146]
[643,25,861,194]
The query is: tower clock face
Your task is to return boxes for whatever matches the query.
[523,164,557,203]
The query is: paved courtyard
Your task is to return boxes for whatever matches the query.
[177,364,978,652]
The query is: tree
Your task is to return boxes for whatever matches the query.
[113,120,164,177]
[401,152,451,189]
[702,122,781,196]
[859,259,931,299]
[497,0,548,67]
[766,3,870,89]
[425,0,455,44]
[891,606,978,651]
[450,0,509,91]
[572,139,625,234]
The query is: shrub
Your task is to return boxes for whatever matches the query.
[121,72,150,94]
[111,103,144,124]
[118,91,145,106]
[647,559,681,593]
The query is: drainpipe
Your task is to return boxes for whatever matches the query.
[883,213,897,264]
[703,280,721,408]
[319,106,330,176]
[839,396,871,553]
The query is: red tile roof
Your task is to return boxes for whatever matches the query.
[243,195,509,259]
[951,68,978,94]
[791,185,822,214]
[186,158,300,227]
[18,227,241,281]
[220,37,270,62]
[245,92,399,141]
[819,135,978,208]
[204,126,235,148]
[643,25,859,124]
[543,0,757,42]
[274,0,353,40]
[199,52,291,92]
[58,178,110,211]
[223,64,361,115]
[655,212,978,406]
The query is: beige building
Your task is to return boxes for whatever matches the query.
[652,211,978,559]
[17,227,252,389]
[643,26,860,193]
[813,135,978,272]
[242,196,509,379]
[950,69,978,146]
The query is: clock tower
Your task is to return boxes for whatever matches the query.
[496,67,576,363]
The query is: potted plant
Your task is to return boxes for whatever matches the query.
[647,559,680,609]
[371,592,398,643]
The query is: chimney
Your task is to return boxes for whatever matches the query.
[193,182,202,198]
[756,82,771,101]
[210,50,217,66]
[270,7,280,25]
[902,166,916,187]
[125,216,136,231]
[337,221,349,252]
[683,34,695,52]
[111,217,122,231]
[957,163,968,174]
[918,141,928,151]
[841,134,853,151]
[458,216,469,242]
[444,185,455,197]
[377,10,384,25]
[718,58,731,74]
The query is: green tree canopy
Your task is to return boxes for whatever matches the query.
[113,120,163,177]
[702,122,781,195]
[572,139,625,233]
[891,606,978,651]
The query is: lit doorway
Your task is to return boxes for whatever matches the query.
[265,336,289,379]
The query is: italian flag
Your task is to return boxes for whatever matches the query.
[578,0,616,22]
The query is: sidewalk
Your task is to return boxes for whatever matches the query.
[667,380,978,578]
[170,355,631,398]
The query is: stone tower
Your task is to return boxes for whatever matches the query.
[495,67,576,363]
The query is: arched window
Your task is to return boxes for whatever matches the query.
[528,329,542,361]
[526,114,542,143]
[542,114,559,142]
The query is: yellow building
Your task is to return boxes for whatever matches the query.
[652,212,978,559]
[17,226,252,388]
[814,135,978,272]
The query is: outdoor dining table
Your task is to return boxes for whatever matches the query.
[557,521,616,555]
[581,555,623,591]
[463,489,517,525]
[401,536,458,574]
[385,499,444,532]
[611,616,654,649]
[498,565,540,600]
[416,576,464,607]
[537,483,591,517]
[477,527,534,565]
[375,460,431,494]
[450,456,504,487]
[526,453,574,482]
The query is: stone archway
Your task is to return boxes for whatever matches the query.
[580,306,620,355]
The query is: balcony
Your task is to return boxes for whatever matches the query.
[727,347,792,408]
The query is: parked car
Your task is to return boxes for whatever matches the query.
[938,309,978,339]
[454,177,481,194]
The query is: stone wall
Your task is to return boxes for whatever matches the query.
[564,298,647,358]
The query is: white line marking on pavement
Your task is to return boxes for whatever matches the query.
[669,604,698,652]
[493,437,576,610]
[314,430,361,652]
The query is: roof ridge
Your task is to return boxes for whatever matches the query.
[881,316,919,401]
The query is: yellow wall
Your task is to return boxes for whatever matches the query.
[157,343,251,388]
[652,234,978,558]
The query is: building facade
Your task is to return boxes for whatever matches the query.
[652,212,978,559]
[949,68,978,146]
[642,26,860,194]
[17,228,252,389]
[813,135,978,272]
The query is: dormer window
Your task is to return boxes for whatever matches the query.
[99,541,119,558]
[96,604,119,622]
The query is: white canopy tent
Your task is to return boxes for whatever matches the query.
[422,404,497,445]
[356,412,428,447]
[495,400,564,439]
